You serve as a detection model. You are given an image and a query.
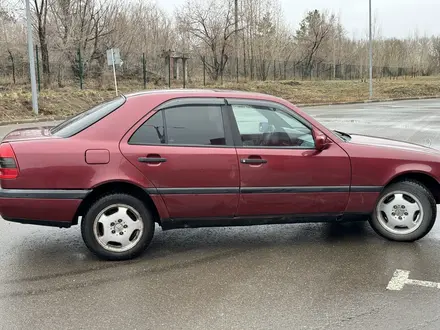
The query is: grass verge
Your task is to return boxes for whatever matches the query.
[1,77,440,123]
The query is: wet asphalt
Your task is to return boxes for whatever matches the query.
[1,99,440,329]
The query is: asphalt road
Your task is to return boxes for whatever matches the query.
[1,99,440,330]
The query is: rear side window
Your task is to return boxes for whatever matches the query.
[50,96,126,137]
[129,105,226,146]
[165,106,225,145]
[129,112,165,144]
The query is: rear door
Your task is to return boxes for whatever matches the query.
[226,98,351,217]
[120,98,240,219]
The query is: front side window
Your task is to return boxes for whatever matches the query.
[232,104,315,148]
[129,105,226,146]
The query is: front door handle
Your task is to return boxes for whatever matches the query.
[138,155,167,163]
[240,158,267,164]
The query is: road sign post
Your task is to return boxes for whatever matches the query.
[107,48,121,96]
[111,50,118,95]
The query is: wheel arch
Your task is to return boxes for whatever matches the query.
[73,180,162,225]
[384,171,440,203]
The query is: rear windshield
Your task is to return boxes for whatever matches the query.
[50,96,126,137]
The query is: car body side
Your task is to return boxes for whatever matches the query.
[1,90,440,228]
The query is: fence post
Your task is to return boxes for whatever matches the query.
[142,53,147,89]
[243,57,247,80]
[236,56,239,83]
[77,46,83,90]
[203,56,206,86]
[249,58,252,80]
[283,61,287,80]
[168,56,171,88]
[35,45,41,92]
[183,58,187,89]
[273,60,276,80]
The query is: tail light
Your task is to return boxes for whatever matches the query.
[0,143,19,179]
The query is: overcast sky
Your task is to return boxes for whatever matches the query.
[160,0,440,39]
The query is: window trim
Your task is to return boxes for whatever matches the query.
[225,98,316,150]
[127,98,235,148]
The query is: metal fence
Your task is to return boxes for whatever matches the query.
[0,50,432,90]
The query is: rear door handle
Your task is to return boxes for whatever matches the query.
[138,156,167,163]
[240,158,267,164]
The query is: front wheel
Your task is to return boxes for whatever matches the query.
[369,180,437,242]
[81,194,155,260]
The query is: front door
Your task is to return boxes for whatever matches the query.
[227,99,351,217]
[120,99,240,219]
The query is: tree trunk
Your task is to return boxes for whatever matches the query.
[8,50,15,84]
[96,52,107,89]
[57,63,64,88]
[39,33,50,88]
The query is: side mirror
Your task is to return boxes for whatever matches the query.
[313,129,330,151]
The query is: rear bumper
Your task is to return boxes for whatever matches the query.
[0,189,89,227]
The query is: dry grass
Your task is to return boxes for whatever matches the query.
[1,77,440,123]
[221,77,440,104]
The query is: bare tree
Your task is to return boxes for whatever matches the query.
[177,0,237,81]
[431,37,440,72]
[295,10,336,77]
[50,0,119,87]
[50,0,73,86]
[0,0,438,88]
[32,0,51,87]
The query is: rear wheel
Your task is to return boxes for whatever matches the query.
[81,194,155,260]
[369,180,437,242]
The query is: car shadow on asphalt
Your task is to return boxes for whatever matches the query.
[146,221,377,256]
[2,220,430,295]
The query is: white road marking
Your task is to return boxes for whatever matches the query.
[387,269,440,291]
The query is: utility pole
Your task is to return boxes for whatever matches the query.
[235,0,239,83]
[26,0,38,114]
[369,0,373,99]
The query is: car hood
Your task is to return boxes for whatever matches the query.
[346,133,440,155]
[2,125,55,142]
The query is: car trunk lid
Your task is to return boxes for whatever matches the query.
[2,125,56,142]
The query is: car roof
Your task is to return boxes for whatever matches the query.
[123,88,284,102]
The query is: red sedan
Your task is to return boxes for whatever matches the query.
[0,90,439,260]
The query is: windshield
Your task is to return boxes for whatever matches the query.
[50,96,126,137]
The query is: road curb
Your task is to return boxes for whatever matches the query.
[298,95,440,107]
[1,95,440,126]
[0,116,69,127]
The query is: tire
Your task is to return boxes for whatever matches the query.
[369,180,437,242]
[81,193,155,261]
